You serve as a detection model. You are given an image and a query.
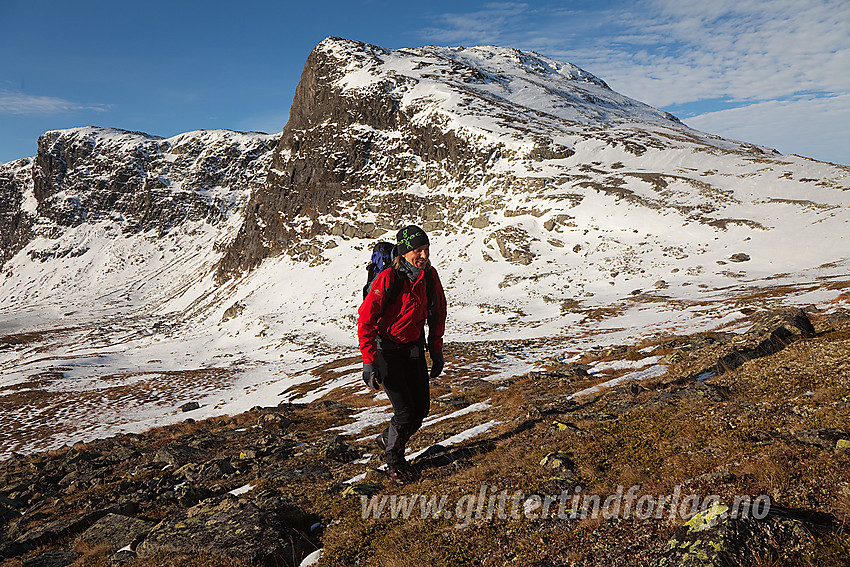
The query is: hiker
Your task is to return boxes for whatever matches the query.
[357,225,447,484]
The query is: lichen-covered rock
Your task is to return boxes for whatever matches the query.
[539,451,576,478]
[341,483,382,497]
[172,483,213,507]
[153,444,201,466]
[7,508,114,557]
[137,494,308,565]
[175,458,235,484]
[794,428,850,450]
[258,412,292,430]
[77,513,157,552]
[656,504,815,566]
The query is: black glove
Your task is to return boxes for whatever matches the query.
[362,363,382,390]
[429,351,444,379]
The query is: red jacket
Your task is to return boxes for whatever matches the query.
[358,265,447,365]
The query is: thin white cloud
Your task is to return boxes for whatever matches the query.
[420,2,534,45]
[596,0,850,104]
[686,93,850,165]
[0,91,111,115]
[420,0,850,105]
[417,1,849,163]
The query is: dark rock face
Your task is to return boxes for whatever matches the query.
[217,38,498,276]
[0,499,19,526]
[0,158,34,268]
[33,129,273,234]
[0,127,275,268]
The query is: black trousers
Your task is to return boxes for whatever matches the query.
[375,343,430,467]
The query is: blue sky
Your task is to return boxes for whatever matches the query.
[1,0,848,164]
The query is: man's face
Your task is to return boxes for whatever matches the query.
[402,244,430,269]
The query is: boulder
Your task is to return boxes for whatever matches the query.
[711,308,815,374]
[825,308,850,327]
[656,504,817,566]
[794,428,850,450]
[153,444,201,466]
[258,412,292,430]
[539,452,576,478]
[137,494,309,566]
[0,506,124,559]
[322,435,357,462]
[175,458,234,484]
[78,513,157,552]
[173,484,213,507]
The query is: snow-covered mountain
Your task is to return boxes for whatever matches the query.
[1,37,848,459]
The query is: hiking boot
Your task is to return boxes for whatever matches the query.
[402,461,420,481]
[386,465,415,486]
[375,433,387,452]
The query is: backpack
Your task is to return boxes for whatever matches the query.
[363,241,396,299]
[363,241,439,341]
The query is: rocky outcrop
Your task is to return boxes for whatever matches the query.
[137,494,311,565]
[657,503,828,566]
[218,38,497,276]
[711,308,816,374]
[0,406,319,565]
[78,513,157,553]
[33,128,274,233]
[0,127,275,268]
[0,158,34,268]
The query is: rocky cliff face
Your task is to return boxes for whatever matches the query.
[0,127,276,269]
[0,158,33,268]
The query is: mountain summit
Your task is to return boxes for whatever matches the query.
[220,37,759,275]
[0,37,848,458]
[220,37,847,332]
